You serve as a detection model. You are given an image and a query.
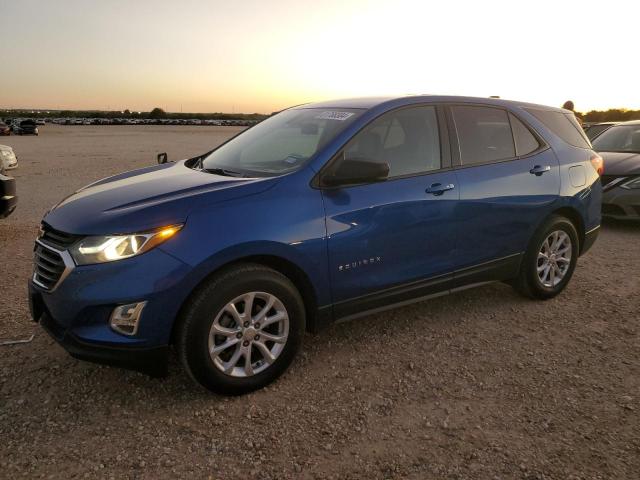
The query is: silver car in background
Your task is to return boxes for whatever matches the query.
[0,145,18,170]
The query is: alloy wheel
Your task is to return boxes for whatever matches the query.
[537,230,572,288]
[208,292,289,377]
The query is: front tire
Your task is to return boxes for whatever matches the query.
[513,215,579,300]
[177,263,305,395]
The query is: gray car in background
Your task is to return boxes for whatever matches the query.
[583,121,619,141]
[592,121,640,220]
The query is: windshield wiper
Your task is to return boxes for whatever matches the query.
[202,167,246,177]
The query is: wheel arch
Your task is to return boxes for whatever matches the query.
[550,206,585,253]
[170,252,324,344]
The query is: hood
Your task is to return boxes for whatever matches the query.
[44,161,277,235]
[599,151,640,176]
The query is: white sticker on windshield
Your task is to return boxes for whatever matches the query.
[315,111,354,121]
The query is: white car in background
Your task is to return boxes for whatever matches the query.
[0,145,18,170]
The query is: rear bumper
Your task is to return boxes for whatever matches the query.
[36,309,169,377]
[581,225,600,255]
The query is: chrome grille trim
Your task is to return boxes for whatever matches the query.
[32,239,75,292]
[39,224,81,250]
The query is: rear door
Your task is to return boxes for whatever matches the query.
[322,105,459,317]
[447,104,560,283]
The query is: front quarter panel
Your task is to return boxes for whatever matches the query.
[160,169,330,306]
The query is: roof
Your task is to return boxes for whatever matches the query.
[614,120,640,125]
[295,95,567,112]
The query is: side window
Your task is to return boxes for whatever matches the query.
[343,106,441,177]
[451,106,515,165]
[509,113,540,156]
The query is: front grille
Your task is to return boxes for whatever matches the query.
[33,243,67,290]
[39,223,80,249]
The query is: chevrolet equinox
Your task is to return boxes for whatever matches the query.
[29,96,602,394]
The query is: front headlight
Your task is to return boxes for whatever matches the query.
[69,224,183,265]
[621,177,640,190]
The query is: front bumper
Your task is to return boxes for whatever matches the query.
[37,309,169,377]
[28,246,194,377]
[602,186,640,220]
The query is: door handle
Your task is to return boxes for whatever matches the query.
[530,165,551,176]
[426,183,455,196]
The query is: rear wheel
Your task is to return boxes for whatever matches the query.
[177,263,305,395]
[513,215,579,300]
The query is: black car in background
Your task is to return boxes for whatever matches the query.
[0,165,17,218]
[13,119,39,135]
[583,121,618,141]
[592,121,640,220]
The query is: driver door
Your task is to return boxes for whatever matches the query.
[321,105,459,318]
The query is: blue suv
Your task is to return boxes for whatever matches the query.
[29,96,602,394]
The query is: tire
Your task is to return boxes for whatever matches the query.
[512,215,580,300]
[177,263,306,395]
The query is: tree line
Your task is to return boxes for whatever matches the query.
[3,106,640,124]
[580,109,640,123]
[0,107,268,121]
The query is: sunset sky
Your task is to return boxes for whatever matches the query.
[1,0,638,114]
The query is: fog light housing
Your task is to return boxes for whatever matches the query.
[110,302,147,336]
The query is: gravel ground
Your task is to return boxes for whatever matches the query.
[0,125,638,479]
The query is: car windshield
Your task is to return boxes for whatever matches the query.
[592,124,640,153]
[200,108,363,176]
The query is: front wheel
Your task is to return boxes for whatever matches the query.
[177,264,305,395]
[513,215,580,300]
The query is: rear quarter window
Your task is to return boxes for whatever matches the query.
[509,113,540,156]
[525,108,591,149]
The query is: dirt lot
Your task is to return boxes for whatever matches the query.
[0,125,638,479]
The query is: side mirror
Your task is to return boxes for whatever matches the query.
[321,156,389,187]
[157,152,168,164]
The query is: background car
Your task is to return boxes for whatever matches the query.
[583,121,619,141]
[0,121,10,136]
[0,168,17,218]
[0,145,18,170]
[13,119,39,135]
[592,120,640,220]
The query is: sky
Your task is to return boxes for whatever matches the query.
[1,0,638,114]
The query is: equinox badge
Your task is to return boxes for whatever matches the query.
[338,256,382,272]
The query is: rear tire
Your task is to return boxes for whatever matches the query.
[513,215,579,300]
[177,263,305,395]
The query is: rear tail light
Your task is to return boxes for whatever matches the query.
[589,152,604,176]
